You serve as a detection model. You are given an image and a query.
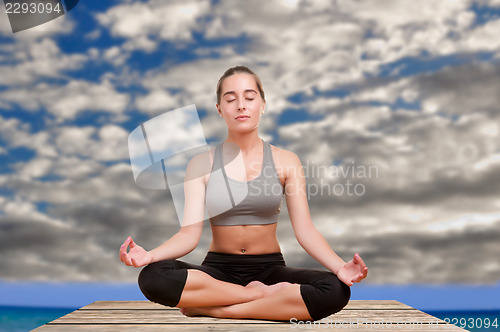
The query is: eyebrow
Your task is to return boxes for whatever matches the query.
[222,89,258,98]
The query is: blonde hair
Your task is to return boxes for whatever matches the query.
[216,65,265,104]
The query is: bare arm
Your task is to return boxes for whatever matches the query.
[283,151,367,284]
[120,153,208,267]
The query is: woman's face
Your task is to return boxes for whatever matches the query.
[217,73,265,132]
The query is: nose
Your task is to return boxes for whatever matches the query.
[237,98,245,111]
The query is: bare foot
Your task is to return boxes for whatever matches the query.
[246,280,294,298]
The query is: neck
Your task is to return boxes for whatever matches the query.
[225,130,262,154]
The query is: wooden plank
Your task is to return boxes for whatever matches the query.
[40,309,445,324]
[79,301,174,310]
[32,300,467,331]
[32,324,467,331]
[344,300,416,310]
[78,299,416,310]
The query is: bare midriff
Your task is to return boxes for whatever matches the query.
[209,223,281,254]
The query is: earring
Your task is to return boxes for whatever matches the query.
[219,114,223,118]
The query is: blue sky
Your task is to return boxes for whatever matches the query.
[1,0,500,311]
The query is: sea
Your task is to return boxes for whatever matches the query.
[424,310,500,332]
[0,305,499,331]
[0,305,76,332]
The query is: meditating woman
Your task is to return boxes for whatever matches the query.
[119,65,368,321]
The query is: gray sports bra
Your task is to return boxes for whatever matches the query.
[205,139,284,226]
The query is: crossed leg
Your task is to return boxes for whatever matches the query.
[176,270,294,307]
[180,283,312,321]
[138,259,349,321]
[178,269,312,321]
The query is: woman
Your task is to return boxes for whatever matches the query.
[119,66,368,321]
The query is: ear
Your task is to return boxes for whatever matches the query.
[216,103,221,116]
[261,100,266,114]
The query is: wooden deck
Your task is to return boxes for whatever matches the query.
[33,300,466,331]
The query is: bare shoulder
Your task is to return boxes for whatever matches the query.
[186,146,216,184]
[189,146,215,164]
[269,143,301,166]
[268,143,302,184]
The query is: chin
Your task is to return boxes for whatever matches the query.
[229,125,259,133]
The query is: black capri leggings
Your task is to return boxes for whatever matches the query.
[138,251,350,321]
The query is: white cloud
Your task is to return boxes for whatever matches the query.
[96,125,130,161]
[0,8,87,93]
[415,63,500,115]
[0,38,88,86]
[1,196,70,229]
[1,79,130,122]
[96,0,210,51]
[16,157,54,179]
[476,0,500,7]
[41,156,103,181]
[1,113,130,183]
[48,80,130,121]
[103,46,130,67]
[461,18,500,52]
[51,125,129,161]
[340,0,472,31]
[96,0,496,119]
[330,106,392,133]
[352,79,410,104]
[0,115,57,157]
[429,213,500,232]
[135,89,180,115]
[55,126,96,156]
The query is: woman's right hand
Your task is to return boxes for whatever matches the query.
[119,236,153,268]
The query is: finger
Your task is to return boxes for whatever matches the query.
[343,278,353,286]
[353,274,364,283]
[119,240,129,262]
[121,251,132,266]
[129,237,136,249]
[119,249,125,263]
[120,237,130,255]
[131,257,137,268]
[354,253,366,268]
[357,269,368,281]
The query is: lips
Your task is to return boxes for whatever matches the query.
[235,115,250,119]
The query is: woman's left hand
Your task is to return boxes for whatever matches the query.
[337,253,368,286]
